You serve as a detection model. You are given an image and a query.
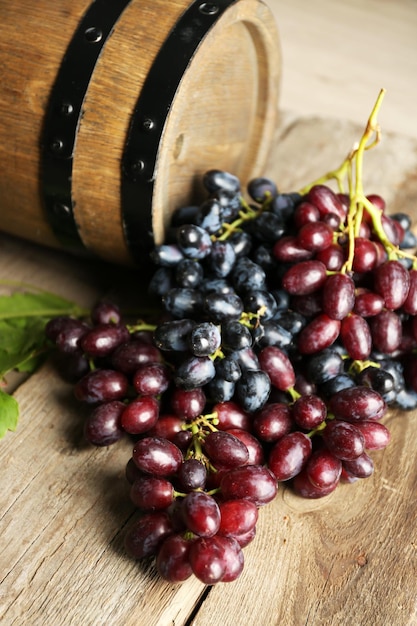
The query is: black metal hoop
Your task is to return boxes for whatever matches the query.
[40,0,133,252]
[121,0,237,265]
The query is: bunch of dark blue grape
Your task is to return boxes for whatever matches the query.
[45,165,417,585]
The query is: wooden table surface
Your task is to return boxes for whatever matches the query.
[1,2,417,625]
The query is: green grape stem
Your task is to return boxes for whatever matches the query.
[298,89,417,273]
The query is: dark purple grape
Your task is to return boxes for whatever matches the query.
[189,535,244,584]
[156,534,193,583]
[201,277,236,296]
[298,314,341,355]
[320,373,356,398]
[273,310,306,335]
[271,192,300,221]
[329,386,386,422]
[243,290,278,320]
[55,320,91,354]
[252,402,292,443]
[374,260,410,310]
[370,310,402,354]
[196,198,223,234]
[221,320,253,352]
[215,357,242,383]
[121,396,159,434]
[208,240,236,278]
[322,420,365,460]
[292,394,327,429]
[80,323,130,358]
[130,476,174,511]
[171,204,200,226]
[203,292,244,323]
[205,376,235,403]
[189,322,221,356]
[268,431,312,481]
[177,458,207,491]
[111,339,162,374]
[228,231,252,258]
[175,258,204,288]
[153,319,196,352]
[149,267,173,296]
[84,400,125,446]
[231,257,266,293]
[203,169,240,194]
[213,188,241,222]
[74,369,129,404]
[170,387,206,420]
[174,355,216,390]
[306,348,344,384]
[322,273,355,320]
[163,287,202,318]
[91,300,121,325]
[151,243,185,267]
[247,212,285,243]
[304,448,342,489]
[203,431,249,469]
[342,452,374,478]
[235,369,271,413]
[220,464,278,506]
[282,260,327,295]
[357,366,395,398]
[218,499,258,537]
[181,491,221,537]
[258,346,295,391]
[124,512,173,559]
[247,176,278,202]
[132,437,183,476]
[214,401,251,431]
[132,363,171,396]
[176,224,212,259]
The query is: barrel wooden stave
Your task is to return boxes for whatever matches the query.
[0,0,280,265]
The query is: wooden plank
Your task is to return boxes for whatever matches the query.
[1,112,417,626]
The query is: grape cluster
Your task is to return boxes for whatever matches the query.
[45,164,417,584]
[44,93,417,584]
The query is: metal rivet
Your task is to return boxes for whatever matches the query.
[142,118,155,131]
[129,159,145,179]
[50,138,64,154]
[60,102,74,116]
[52,202,71,217]
[199,2,219,15]
[84,27,103,43]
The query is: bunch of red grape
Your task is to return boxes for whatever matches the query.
[44,94,417,584]
[45,170,417,583]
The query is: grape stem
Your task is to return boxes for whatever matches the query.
[297,89,417,273]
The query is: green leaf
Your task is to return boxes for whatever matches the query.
[0,389,19,438]
[0,290,85,320]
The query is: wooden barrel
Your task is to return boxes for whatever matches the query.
[0,0,280,266]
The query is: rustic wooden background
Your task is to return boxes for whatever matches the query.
[1,1,417,625]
